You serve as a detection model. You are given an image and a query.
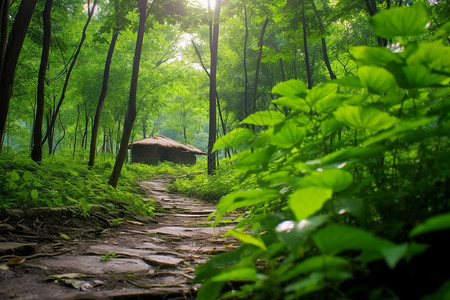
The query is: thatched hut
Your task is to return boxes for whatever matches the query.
[129,135,206,165]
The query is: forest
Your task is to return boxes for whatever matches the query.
[0,0,449,299]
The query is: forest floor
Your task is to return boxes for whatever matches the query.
[0,177,236,300]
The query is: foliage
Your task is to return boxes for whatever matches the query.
[168,162,250,201]
[0,152,198,216]
[195,6,450,300]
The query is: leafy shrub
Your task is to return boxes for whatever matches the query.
[168,164,250,201]
[195,6,450,300]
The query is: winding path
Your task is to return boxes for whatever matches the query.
[0,178,235,299]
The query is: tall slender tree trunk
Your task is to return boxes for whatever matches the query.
[0,0,38,154]
[301,1,313,89]
[46,112,53,155]
[252,17,269,115]
[31,0,53,162]
[243,3,249,118]
[363,0,387,46]
[73,104,80,157]
[89,31,119,166]
[207,0,222,175]
[109,0,147,188]
[82,110,89,149]
[0,0,10,73]
[42,0,97,146]
[311,0,336,80]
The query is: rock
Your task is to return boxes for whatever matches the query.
[26,255,153,275]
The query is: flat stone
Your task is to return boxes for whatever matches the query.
[0,242,37,254]
[146,226,233,238]
[87,245,183,266]
[26,255,152,275]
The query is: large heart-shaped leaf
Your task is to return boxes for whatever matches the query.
[333,105,397,133]
[370,5,429,38]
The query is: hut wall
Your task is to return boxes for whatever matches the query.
[131,145,159,164]
[162,148,196,165]
[132,145,196,165]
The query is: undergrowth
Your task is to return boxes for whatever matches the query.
[0,151,200,217]
[167,163,250,202]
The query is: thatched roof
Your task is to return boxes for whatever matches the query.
[129,135,207,155]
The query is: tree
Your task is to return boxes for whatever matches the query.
[0,0,38,154]
[31,0,53,162]
[89,0,127,167]
[42,0,98,148]
[108,0,148,188]
[207,0,222,175]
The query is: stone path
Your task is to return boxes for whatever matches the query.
[0,178,236,300]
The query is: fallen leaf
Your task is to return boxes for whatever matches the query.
[7,258,25,266]
[0,264,9,270]
[45,273,89,281]
[127,220,144,226]
[58,278,93,291]
[59,233,70,240]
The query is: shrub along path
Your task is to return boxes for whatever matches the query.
[0,177,236,299]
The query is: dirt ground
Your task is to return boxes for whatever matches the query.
[0,178,237,300]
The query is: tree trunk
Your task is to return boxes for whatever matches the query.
[252,17,269,115]
[207,0,222,175]
[73,104,80,158]
[0,0,38,154]
[31,0,53,162]
[363,0,387,46]
[82,110,89,149]
[191,39,228,152]
[89,31,119,166]
[108,0,147,188]
[243,3,249,118]
[42,0,97,146]
[310,0,336,80]
[301,2,313,89]
[0,0,10,73]
[46,112,53,156]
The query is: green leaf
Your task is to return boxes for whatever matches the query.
[422,280,450,300]
[350,46,402,67]
[312,224,393,255]
[272,96,309,110]
[272,79,308,98]
[333,76,363,88]
[10,171,20,182]
[358,66,397,94]
[30,189,38,200]
[307,83,338,106]
[266,122,306,148]
[289,187,333,221]
[284,272,325,297]
[211,267,259,282]
[241,111,286,126]
[434,21,450,40]
[333,105,397,133]
[410,212,450,237]
[391,65,450,89]
[298,169,353,192]
[227,230,267,251]
[321,117,344,136]
[380,243,408,269]
[23,171,33,182]
[212,128,254,152]
[276,215,330,254]
[196,281,225,300]
[370,5,429,38]
[280,255,350,282]
[214,189,279,223]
